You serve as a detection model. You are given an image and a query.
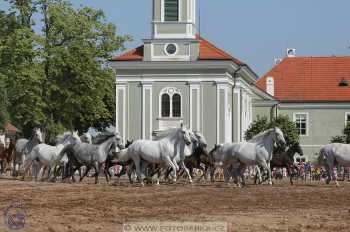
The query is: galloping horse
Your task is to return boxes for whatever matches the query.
[57,133,124,184]
[318,143,350,187]
[20,131,80,181]
[210,127,286,186]
[13,128,43,176]
[114,125,193,186]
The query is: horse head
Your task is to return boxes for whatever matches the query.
[114,133,125,151]
[193,132,207,148]
[33,128,44,144]
[273,127,286,147]
[71,131,81,143]
[180,125,192,146]
[208,144,223,166]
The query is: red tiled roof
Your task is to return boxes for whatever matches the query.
[112,46,143,61]
[4,122,19,133]
[197,36,244,64]
[111,36,245,65]
[256,57,350,102]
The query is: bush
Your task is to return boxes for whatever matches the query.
[330,135,345,143]
[330,123,350,144]
[245,115,300,151]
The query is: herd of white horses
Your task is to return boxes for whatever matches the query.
[1,125,350,187]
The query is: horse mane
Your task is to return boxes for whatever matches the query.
[153,128,179,141]
[93,132,115,144]
[56,132,72,144]
[248,128,274,143]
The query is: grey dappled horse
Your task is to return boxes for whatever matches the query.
[318,143,350,187]
[13,128,43,176]
[57,133,124,184]
[210,127,286,186]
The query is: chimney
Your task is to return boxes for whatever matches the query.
[287,48,296,57]
[266,77,274,96]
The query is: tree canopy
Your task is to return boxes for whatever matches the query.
[0,0,131,141]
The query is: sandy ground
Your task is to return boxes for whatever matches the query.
[0,177,349,232]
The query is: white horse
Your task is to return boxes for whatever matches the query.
[13,128,43,176]
[318,143,350,187]
[210,127,286,186]
[21,131,80,181]
[114,125,193,186]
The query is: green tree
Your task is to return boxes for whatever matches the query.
[245,115,300,150]
[0,6,46,136]
[0,0,130,140]
[0,74,9,129]
[37,0,131,141]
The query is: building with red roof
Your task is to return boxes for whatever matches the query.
[255,53,350,160]
[110,0,270,146]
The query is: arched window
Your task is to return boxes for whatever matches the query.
[161,94,170,117]
[159,87,182,118]
[172,93,181,117]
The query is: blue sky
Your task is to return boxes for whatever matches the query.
[1,0,350,76]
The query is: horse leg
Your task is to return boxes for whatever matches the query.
[325,164,332,185]
[133,157,144,186]
[164,156,177,183]
[179,161,192,184]
[127,164,135,184]
[260,160,272,185]
[94,163,100,184]
[239,164,247,187]
[80,166,91,182]
[223,167,232,184]
[254,166,262,185]
[331,166,340,187]
[104,162,110,183]
[287,165,293,185]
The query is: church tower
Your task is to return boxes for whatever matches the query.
[143,0,199,61]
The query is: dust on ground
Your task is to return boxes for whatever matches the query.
[0,178,349,232]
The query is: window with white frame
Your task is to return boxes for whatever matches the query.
[160,87,182,118]
[294,113,308,136]
[345,113,350,125]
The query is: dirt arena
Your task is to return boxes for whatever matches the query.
[0,177,349,232]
